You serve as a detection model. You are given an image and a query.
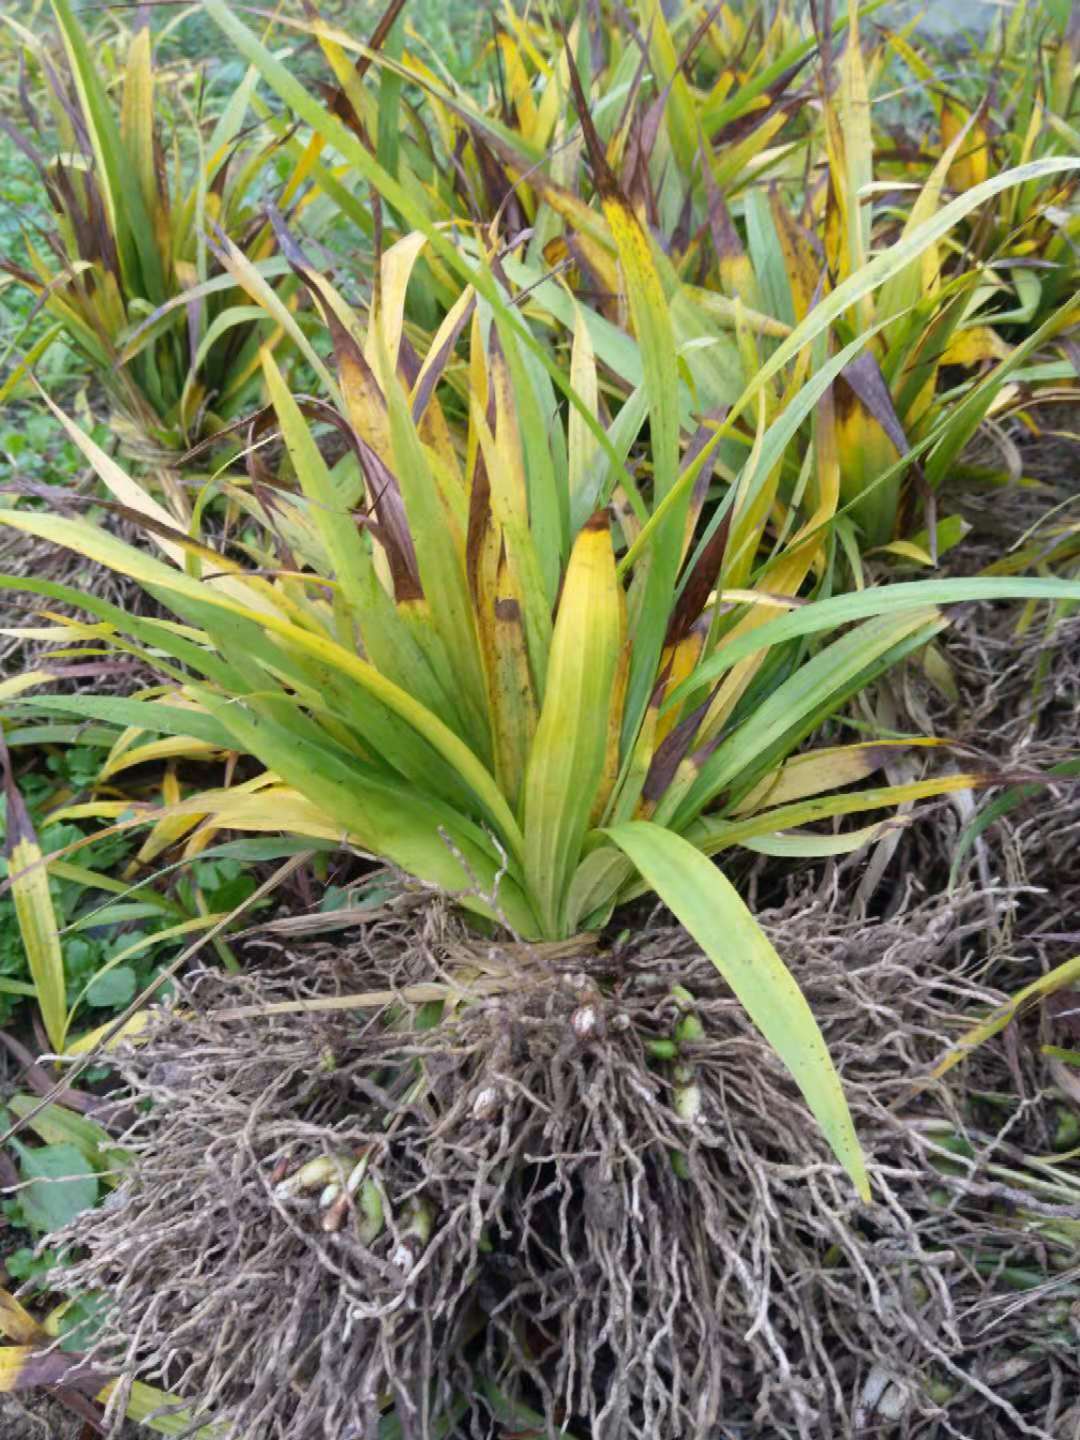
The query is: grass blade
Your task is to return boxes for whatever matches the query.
[523,515,624,937]
[931,953,1080,1083]
[0,735,67,1052]
[670,576,1080,713]
[604,821,870,1201]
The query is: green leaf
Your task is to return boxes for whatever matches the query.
[618,317,891,583]
[949,757,1080,890]
[14,1142,99,1233]
[740,156,1080,422]
[625,158,1080,577]
[603,822,870,1201]
[375,4,405,181]
[380,350,492,753]
[6,1096,129,1184]
[670,576,1080,713]
[0,510,523,858]
[116,1380,228,1439]
[2,736,68,1052]
[678,609,942,823]
[50,0,163,300]
[586,155,682,754]
[57,1290,110,1353]
[86,965,137,1009]
[1045,0,1071,31]
[198,695,539,936]
[203,838,336,861]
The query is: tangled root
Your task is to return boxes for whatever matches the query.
[878,570,1080,959]
[51,889,1080,1440]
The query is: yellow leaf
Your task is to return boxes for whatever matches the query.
[99,736,225,782]
[0,1290,46,1346]
[655,628,706,749]
[942,102,991,192]
[768,189,818,322]
[733,739,938,815]
[366,231,429,376]
[931,952,1080,1082]
[6,842,66,1052]
[65,1008,155,1057]
[523,516,624,936]
[120,26,157,218]
[2,735,68,1053]
[940,326,1011,367]
[475,545,537,813]
[0,1347,36,1391]
[567,297,601,516]
[0,671,56,701]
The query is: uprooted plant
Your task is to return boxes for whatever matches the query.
[4,209,1080,1428]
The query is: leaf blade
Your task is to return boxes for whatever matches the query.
[603,821,869,1201]
[523,517,623,936]
[1,736,67,1052]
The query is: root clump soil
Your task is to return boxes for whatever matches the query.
[51,891,1080,1440]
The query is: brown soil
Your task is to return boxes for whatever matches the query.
[0,1392,141,1439]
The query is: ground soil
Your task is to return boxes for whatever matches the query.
[0,1393,143,1439]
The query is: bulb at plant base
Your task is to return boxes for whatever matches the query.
[391,1197,435,1274]
[673,1064,702,1124]
[472,1085,502,1120]
[274,1153,352,1200]
[571,1004,600,1040]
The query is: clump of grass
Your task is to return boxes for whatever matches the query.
[886,0,1080,330]
[0,0,306,469]
[281,0,1079,549]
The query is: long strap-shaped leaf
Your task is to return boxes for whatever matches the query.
[676,609,942,825]
[523,515,623,938]
[257,350,460,736]
[604,821,870,1201]
[0,735,67,1052]
[563,44,684,755]
[668,576,1080,714]
[198,699,539,935]
[380,343,493,759]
